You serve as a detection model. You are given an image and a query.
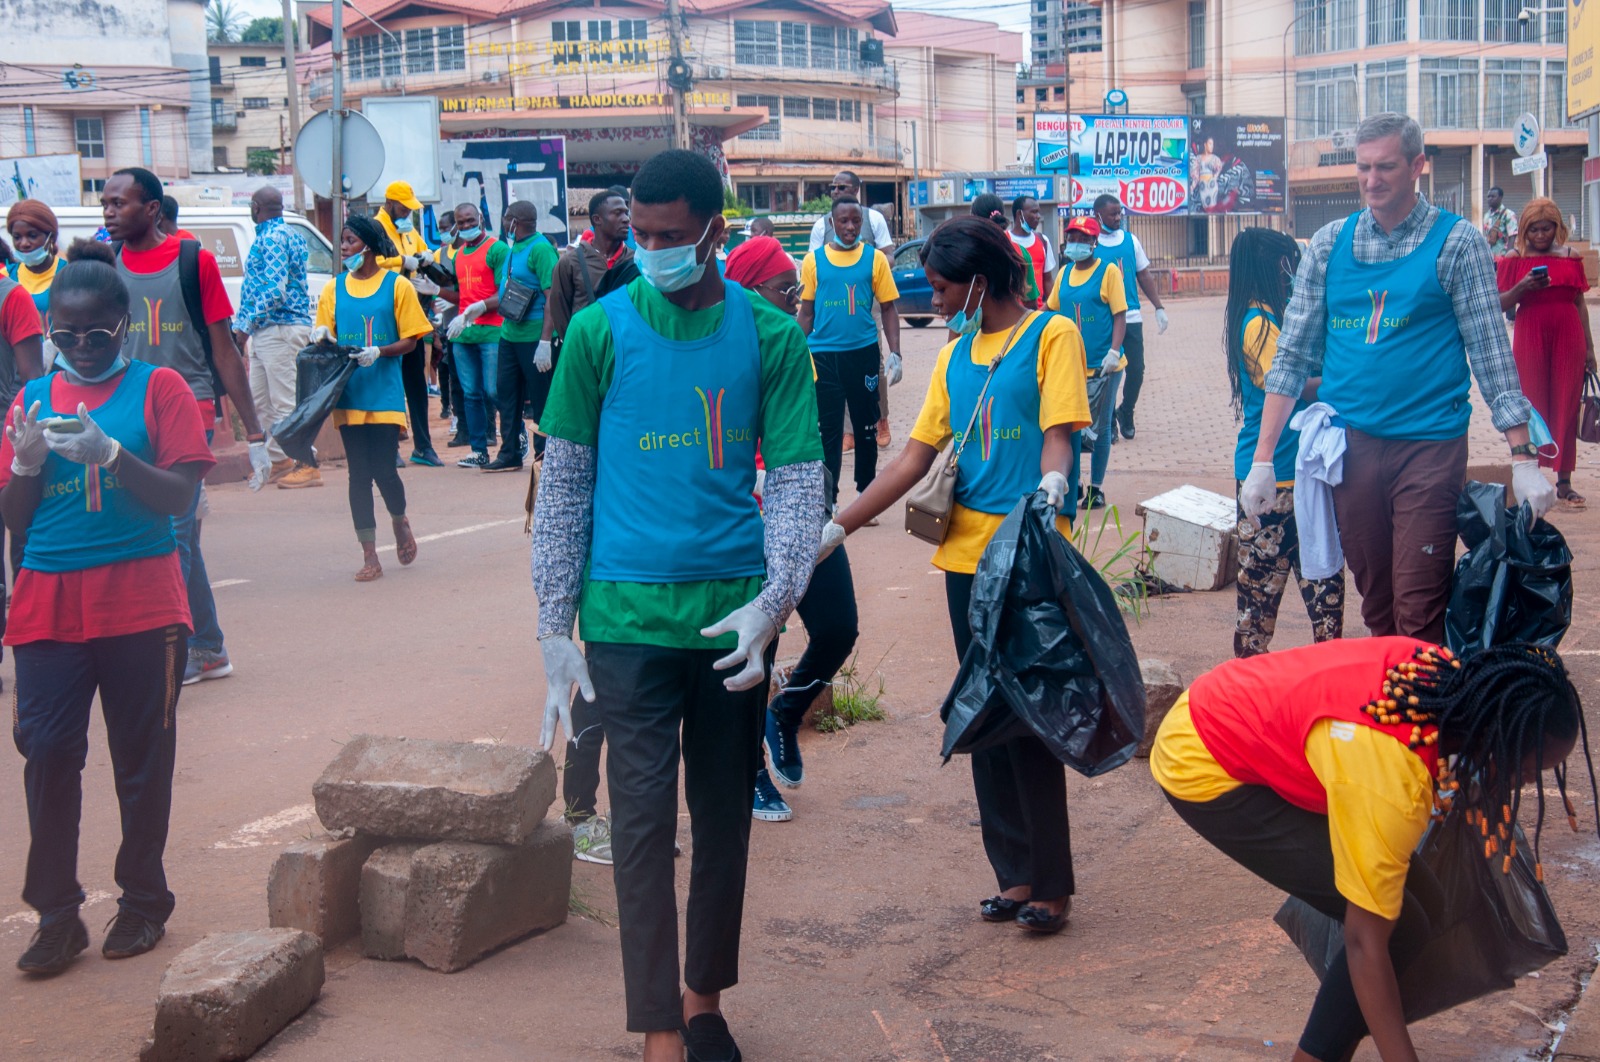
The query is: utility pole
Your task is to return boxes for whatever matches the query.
[663,0,693,150]
[281,0,305,212]
[331,0,345,255]
[910,120,919,184]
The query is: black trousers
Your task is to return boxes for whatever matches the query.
[562,690,604,821]
[339,424,406,541]
[1117,322,1146,425]
[401,338,433,453]
[440,351,460,420]
[14,624,185,927]
[814,343,882,505]
[769,545,859,726]
[496,338,540,461]
[587,641,767,1032]
[946,572,1075,900]
[1165,786,1434,1061]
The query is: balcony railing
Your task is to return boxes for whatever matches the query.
[212,111,239,132]
[727,59,897,93]
[726,130,899,162]
[308,77,331,102]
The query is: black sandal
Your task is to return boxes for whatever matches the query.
[1016,898,1072,934]
[980,895,1027,923]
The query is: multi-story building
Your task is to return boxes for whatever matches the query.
[209,42,299,174]
[0,0,211,200]
[1030,0,1103,66]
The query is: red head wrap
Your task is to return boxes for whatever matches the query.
[724,236,794,289]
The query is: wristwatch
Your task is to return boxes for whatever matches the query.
[1510,443,1539,458]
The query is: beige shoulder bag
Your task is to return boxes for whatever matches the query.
[905,315,1031,545]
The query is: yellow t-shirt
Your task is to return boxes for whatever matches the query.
[909,311,1090,573]
[374,210,431,273]
[1046,261,1127,372]
[1240,306,1294,488]
[799,244,899,304]
[314,271,433,427]
[14,255,59,299]
[1151,693,1434,919]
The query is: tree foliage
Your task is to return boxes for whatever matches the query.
[240,16,284,44]
[207,0,248,43]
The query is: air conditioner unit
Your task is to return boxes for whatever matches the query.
[1330,128,1354,150]
[483,69,503,83]
[704,64,727,80]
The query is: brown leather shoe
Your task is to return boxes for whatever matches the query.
[277,463,323,489]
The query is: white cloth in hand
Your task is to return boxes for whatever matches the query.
[247,441,271,491]
[535,339,553,373]
[351,346,381,368]
[1239,462,1277,520]
[1039,470,1069,512]
[1155,308,1170,334]
[886,352,903,386]
[817,520,846,564]
[8,400,47,476]
[538,635,595,750]
[701,604,777,691]
[311,325,335,346]
[1290,403,1346,580]
[1512,460,1556,520]
[43,403,119,467]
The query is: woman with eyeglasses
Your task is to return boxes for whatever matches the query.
[1224,227,1344,658]
[820,215,1090,934]
[0,239,216,975]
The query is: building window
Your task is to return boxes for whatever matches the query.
[1366,58,1408,115]
[438,25,465,71]
[140,105,152,167]
[617,18,648,62]
[1544,9,1566,42]
[841,99,858,121]
[1186,89,1207,115]
[1295,66,1358,135]
[552,20,581,65]
[734,21,778,65]
[22,105,34,155]
[781,22,809,66]
[240,55,268,67]
[735,94,781,139]
[1367,0,1406,44]
[243,97,270,109]
[1420,0,1477,40]
[1017,88,1026,103]
[812,97,838,120]
[1485,58,1541,127]
[1188,1,1205,69]
[210,56,222,85]
[82,179,105,194]
[1547,60,1569,126]
[1296,0,1358,53]
[75,116,104,159]
[738,184,772,211]
[214,146,229,169]
[350,35,377,78]
[1483,0,1531,41]
[810,24,838,69]
[405,28,436,74]
[1419,57,1478,127]
[382,33,401,77]
[1017,116,1027,131]
[783,96,810,118]
[867,103,874,130]
[1036,87,1048,101]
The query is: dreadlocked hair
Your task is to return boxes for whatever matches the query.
[1223,227,1299,421]
[1363,643,1597,883]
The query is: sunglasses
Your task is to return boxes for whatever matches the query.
[49,320,125,353]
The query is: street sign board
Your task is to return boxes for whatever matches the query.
[1512,150,1549,176]
[1513,112,1542,157]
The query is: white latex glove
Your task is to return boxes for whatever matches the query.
[1039,471,1069,512]
[8,400,47,477]
[311,325,335,346]
[701,604,778,692]
[1155,308,1170,334]
[43,403,119,467]
[1100,349,1122,374]
[886,351,903,386]
[538,635,595,750]
[535,339,553,373]
[401,254,422,272]
[1239,461,1277,520]
[1512,460,1556,521]
[753,468,766,500]
[461,300,487,324]
[247,441,270,491]
[351,346,381,368]
[817,520,846,564]
[445,314,469,341]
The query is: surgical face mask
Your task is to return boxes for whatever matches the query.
[946,278,984,336]
[394,216,414,233]
[1528,407,1557,454]
[635,219,715,294]
[1021,220,1035,235]
[18,244,51,268]
[54,351,128,385]
[457,227,483,243]
[1064,241,1094,263]
[835,229,859,249]
[344,251,366,273]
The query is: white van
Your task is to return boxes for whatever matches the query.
[49,206,337,316]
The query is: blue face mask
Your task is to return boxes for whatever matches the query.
[1528,406,1558,456]
[1021,220,1035,235]
[635,219,714,294]
[344,251,366,273]
[946,278,984,336]
[1063,241,1094,263]
[54,351,128,385]
[457,227,483,243]
[18,244,51,268]
[394,216,414,233]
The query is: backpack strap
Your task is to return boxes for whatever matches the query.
[178,239,225,416]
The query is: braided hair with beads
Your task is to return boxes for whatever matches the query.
[1363,643,1597,883]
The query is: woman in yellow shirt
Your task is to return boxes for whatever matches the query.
[311,215,432,581]
[829,215,1090,933]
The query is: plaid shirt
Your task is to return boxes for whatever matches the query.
[237,216,311,333]
[1268,195,1531,432]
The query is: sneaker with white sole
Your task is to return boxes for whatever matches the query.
[572,816,613,865]
[753,769,793,822]
[765,710,803,789]
[183,648,233,686]
[456,451,490,469]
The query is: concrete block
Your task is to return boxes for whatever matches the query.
[1134,659,1184,758]
[313,734,556,845]
[141,929,323,1062]
[404,820,573,973]
[267,833,381,947]
[359,842,424,961]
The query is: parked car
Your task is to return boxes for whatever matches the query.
[891,238,938,328]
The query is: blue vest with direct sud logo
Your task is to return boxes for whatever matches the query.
[807,245,878,353]
[501,234,551,321]
[6,262,51,318]
[1095,233,1141,311]
[1234,306,1305,482]
[590,279,766,583]
[22,360,177,573]
[945,311,1053,515]
[1320,211,1470,440]
[1054,259,1117,359]
[334,271,406,415]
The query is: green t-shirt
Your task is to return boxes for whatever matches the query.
[500,234,561,343]
[454,239,510,345]
[540,278,823,649]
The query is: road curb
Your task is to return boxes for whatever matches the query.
[1555,967,1600,1061]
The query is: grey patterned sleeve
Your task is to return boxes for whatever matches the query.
[531,436,596,639]
[753,459,826,628]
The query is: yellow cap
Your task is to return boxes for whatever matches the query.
[384,180,422,211]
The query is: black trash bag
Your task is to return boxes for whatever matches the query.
[1444,480,1573,655]
[939,492,1146,777]
[1273,811,1567,1024]
[270,344,360,467]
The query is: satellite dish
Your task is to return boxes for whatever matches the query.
[294,110,387,199]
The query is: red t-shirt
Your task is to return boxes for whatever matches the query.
[175,228,198,242]
[1,283,44,346]
[0,366,217,644]
[120,235,234,424]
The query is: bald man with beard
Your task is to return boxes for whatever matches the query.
[234,185,312,482]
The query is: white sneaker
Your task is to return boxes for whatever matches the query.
[572,817,613,865]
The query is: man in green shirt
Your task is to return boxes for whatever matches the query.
[486,200,560,471]
[441,203,508,466]
[532,150,824,1062]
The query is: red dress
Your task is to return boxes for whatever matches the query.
[1497,253,1590,475]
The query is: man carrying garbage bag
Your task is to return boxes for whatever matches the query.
[530,149,824,1062]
